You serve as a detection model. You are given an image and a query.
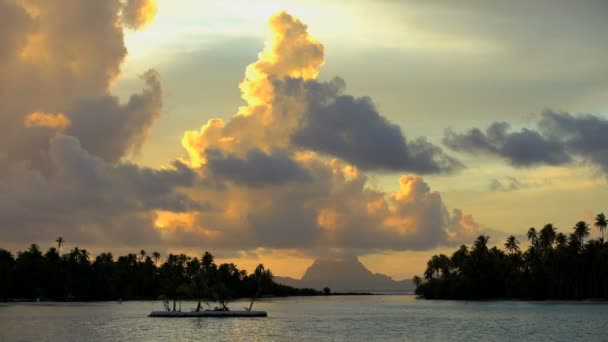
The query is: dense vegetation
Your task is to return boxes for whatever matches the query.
[415,213,608,300]
[0,241,321,309]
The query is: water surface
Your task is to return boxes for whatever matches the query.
[1,296,606,341]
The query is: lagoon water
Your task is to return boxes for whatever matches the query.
[1,295,606,341]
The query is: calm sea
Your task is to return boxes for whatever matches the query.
[1,295,606,341]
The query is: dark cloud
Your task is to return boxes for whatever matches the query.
[0,6,489,257]
[0,1,161,169]
[538,110,608,173]
[67,70,162,163]
[0,135,200,248]
[444,110,608,173]
[205,148,311,186]
[0,0,31,65]
[443,120,571,167]
[281,77,462,173]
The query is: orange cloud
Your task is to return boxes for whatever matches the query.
[122,0,158,30]
[154,210,197,229]
[240,11,324,108]
[181,12,324,167]
[24,112,71,130]
[173,12,483,255]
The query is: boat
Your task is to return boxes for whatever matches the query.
[149,310,267,317]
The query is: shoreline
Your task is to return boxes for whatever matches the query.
[0,292,405,303]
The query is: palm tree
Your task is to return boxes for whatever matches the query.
[56,237,65,254]
[555,232,568,249]
[152,251,161,266]
[424,257,439,280]
[574,221,590,245]
[527,227,538,247]
[473,235,490,255]
[139,249,146,263]
[595,213,607,242]
[539,224,557,252]
[412,276,422,288]
[504,235,520,255]
[246,264,273,311]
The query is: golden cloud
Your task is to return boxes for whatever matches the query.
[182,12,324,166]
[121,0,158,30]
[24,112,71,130]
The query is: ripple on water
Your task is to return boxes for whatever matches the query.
[1,296,608,341]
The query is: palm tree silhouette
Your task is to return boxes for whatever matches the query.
[412,276,422,288]
[555,232,568,249]
[473,235,489,255]
[527,227,538,247]
[539,224,557,252]
[152,251,161,266]
[139,249,146,263]
[246,264,273,311]
[56,237,64,254]
[504,235,520,255]
[594,213,607,242]
[574,221,590,245]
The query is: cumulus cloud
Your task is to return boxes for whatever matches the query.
[444,110,608,173]
[165,159,479,252]
[121,0,158,30]
[206,148,311,186]
[0,135,200,247]
[0,0,193,249]
[0,0,161,168]
[279,77,462,173]
[66,70,162,163]
[446,209,484,245]
[183,11,460,175]
[173,12,481,254]
[0,7,485,257]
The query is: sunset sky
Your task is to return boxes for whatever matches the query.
[2,0,608,280]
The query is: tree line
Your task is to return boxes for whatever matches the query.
[0,239,322,310]
[414,213,608,300]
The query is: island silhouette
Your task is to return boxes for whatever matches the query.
[415,213,608,300]
[275,256,414,293]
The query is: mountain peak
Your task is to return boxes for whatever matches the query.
[277,257,414,293]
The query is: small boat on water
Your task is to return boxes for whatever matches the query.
[149,310,267,317]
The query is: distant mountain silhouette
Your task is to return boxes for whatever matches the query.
[275,256,414,293]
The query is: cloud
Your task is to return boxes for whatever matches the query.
[165,158,479,252]
[182,11,460,175]
[0,135,200,248]
[66,70,162,163]
[206,148,311,186]
[443,121,570,167]
[446,208,484,245]
[169,11,481,255]
[24,112,71,130]
[121,0,158,30]
[281,77,462,173]
[0,0,187,249]
[538,110,608,173]
[0,7,486,257]
[444,110,608,173]
[489,178,523,192]
[0,0,161,168]
[488,177,549,192]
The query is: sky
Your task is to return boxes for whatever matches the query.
[1,0,608,280]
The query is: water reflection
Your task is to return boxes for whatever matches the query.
[1,296,608,341]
